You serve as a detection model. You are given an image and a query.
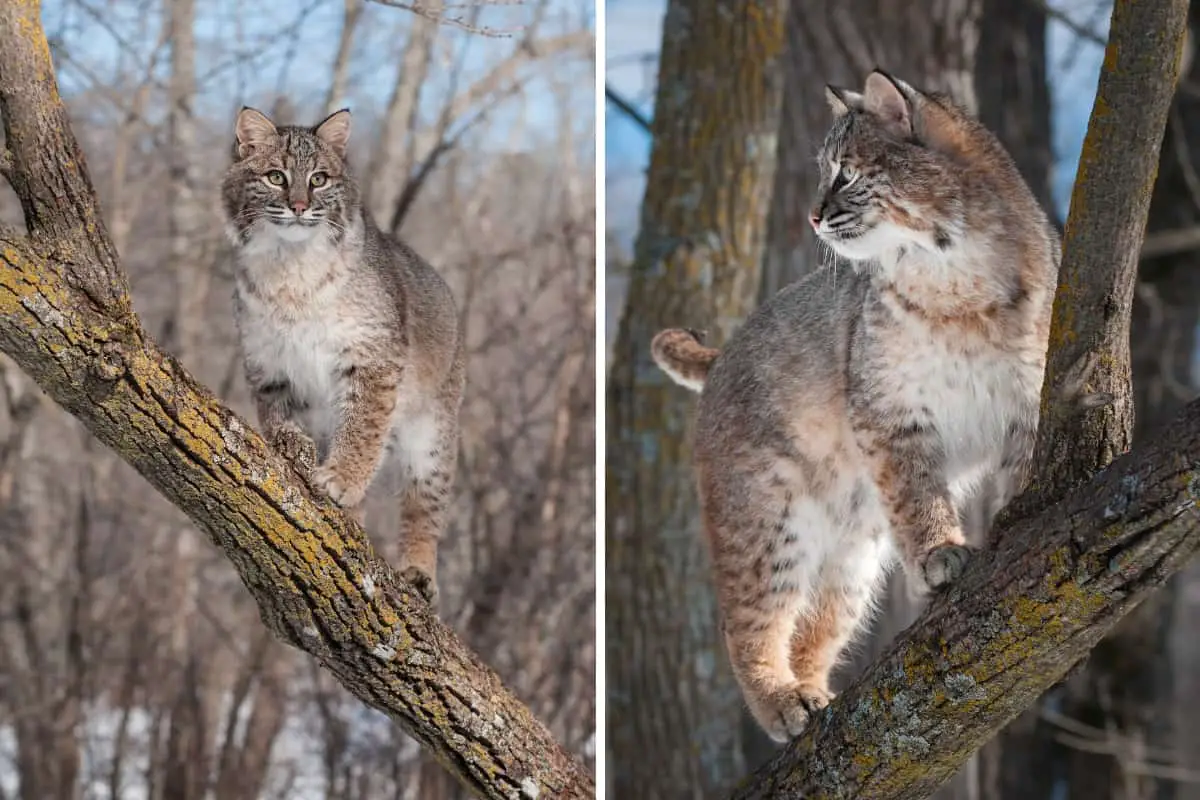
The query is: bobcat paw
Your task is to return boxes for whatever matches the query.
[400,566,439,610]
[270,423,317,476]
[923,543,974,590]
[311,463,367,508]
[754,683,834,743]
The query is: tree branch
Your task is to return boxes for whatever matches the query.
[1013,0,1185,515]
[730,0,1190,796]
[0,5,591,799]
[728,396,1200,798]
[368,0,524,37]
[604,85,651,133]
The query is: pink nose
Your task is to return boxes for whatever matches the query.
[809,211,821,230]
[292,200,308,213]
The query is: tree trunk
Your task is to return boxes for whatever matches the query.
[1040,6,1200,799]
[605,0,790,796]
[326,0,364,114]
[163,3,210,796]
[974,0,1054,214]
[365,3,440,220]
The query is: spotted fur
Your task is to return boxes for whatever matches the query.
[653,71,1059,741]
[221,107,465,608]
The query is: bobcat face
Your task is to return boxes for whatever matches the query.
[221,108,359,246]
[810,74,966,263]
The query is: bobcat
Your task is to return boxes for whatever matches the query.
[652,71,1059,741]
[221,106,465,607]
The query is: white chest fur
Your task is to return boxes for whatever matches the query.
[235,228,366,439]
[871,297,1040,494]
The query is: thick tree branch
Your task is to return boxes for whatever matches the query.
[0,1,127,313]
[0,4,591,799]
[730,396,1200,799]
[731,0,1190,796]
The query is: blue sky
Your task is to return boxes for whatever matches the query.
[604,0,1112,247]
[42,0,594,154]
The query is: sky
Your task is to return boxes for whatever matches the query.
[604,0,1114,249]
[40,0,595,155]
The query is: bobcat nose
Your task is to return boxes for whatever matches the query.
[809,209,822,230]
[291,200,308,213]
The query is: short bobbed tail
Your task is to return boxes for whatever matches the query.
[650,328,720,393]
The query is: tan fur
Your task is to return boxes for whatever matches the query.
[222,108,465,608]
[650,328,720,392]
[654,70,1058,741]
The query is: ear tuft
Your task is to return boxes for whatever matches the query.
[863,70,912,137]
[235,107,278,159]
[314,109,351,158]
[825,86,850,117]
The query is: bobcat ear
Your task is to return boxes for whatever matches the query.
[862,70,912,137]
[314,109,351,158]
[911,95,972,156]
[825,85,862,118]
[235,107,278,159]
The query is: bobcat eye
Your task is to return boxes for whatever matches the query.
[309,172,328,188]
[265,170,287,187]
[839,164,859,185]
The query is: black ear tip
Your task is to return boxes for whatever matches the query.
[871,68,905,91]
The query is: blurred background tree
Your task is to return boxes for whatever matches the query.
[605,0,1200,796]
[0,1,594,798]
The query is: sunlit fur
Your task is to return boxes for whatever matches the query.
[220,107,465,608]
[652,70,1059,743]
[222,109,357,248]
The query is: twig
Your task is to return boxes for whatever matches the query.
[368,0,525,37]
[1042,707,1200,785]
[1140,225,1200,259]
[1026,0,1106,46]
[605,85,652,132]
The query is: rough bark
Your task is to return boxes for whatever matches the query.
[605,0,789,796]
[0,4,592,798]
[730,0,1190,796]
[1043,6,1200,799]
[1012,0,1186,518]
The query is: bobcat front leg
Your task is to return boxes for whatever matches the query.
[854,419,972,592]
[248,365,317,478]
[312,362,401,511]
